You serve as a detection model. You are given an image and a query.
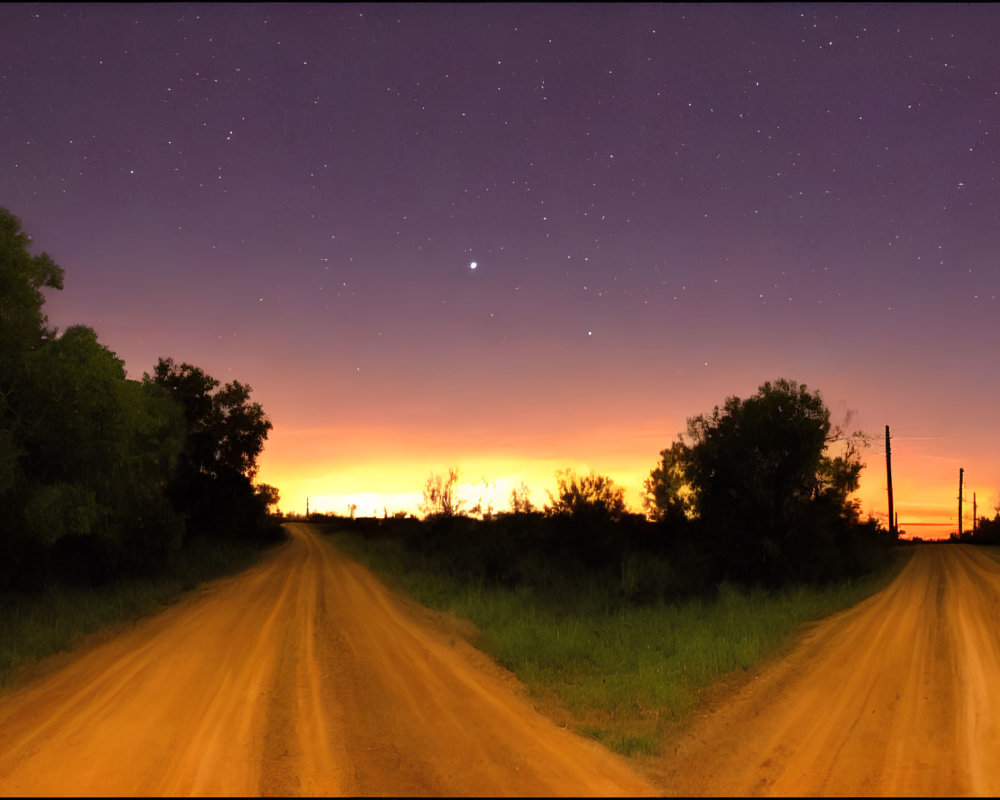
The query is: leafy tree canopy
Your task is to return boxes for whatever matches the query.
[0,209,63,368]
[645,379,872,583]
[0,206,281,587]
[144,358,275,541]
[642,440,695,523]
[145,358,271,481]
[685,378,832,528]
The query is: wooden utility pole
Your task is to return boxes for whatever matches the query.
[974,492,977,534]
[958,468,964,538]
[885,426,895,536]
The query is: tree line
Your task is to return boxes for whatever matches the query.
[954,512,1000,544]
[321,379,895,595]
[0,208,281,591]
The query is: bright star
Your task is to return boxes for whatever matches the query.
[469,261,477,270]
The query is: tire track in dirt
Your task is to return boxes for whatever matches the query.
[647,544,1000,796]
[0,523,657,796]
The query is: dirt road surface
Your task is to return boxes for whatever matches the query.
[0,523,657,796]
[650,543,1000,796]
[5,531,1000,797]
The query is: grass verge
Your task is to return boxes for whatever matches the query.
[328,528,911,757]
[0,535,279,691]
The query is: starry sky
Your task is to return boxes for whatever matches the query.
[3,3,999,536]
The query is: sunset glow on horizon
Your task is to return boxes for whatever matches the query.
[5,3,999,544]
[257,423,996,540]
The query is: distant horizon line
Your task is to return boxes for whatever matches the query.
[899,521,959,527]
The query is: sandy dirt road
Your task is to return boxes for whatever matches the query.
[650,543,1000,796]
[0,523,657,797]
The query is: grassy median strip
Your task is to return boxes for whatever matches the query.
[0,536,275,690]
[329,528,910,757]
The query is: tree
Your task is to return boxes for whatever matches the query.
[0,209,64,557]
[144,358,275,540]
[546,469,626,522]
[0,207,280,585]
[145,358,271,482]
[419,467,465,518]
[16,327,188,577]
[815,416,871,523]
[0,208,63,376]
[643,440,695,523]
[509,481,535,514]
[670,379,870,583]
[255,483,280,512]
[0,210,191,586]
[20,326,130,486]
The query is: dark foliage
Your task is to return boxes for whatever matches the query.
[644,379,893,586]
[968,514,1000,544]
[0,207,282,591]
[144,358,281,544]
[316,509,714,606]
[317,380,896,602]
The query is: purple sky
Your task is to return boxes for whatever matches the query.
[3,3,999,532]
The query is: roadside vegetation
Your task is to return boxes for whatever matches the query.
[955,513,1000,545]
[0,536,272,689]
[309,377,904,755]
[0,207,283,683]
[324,520,907,756]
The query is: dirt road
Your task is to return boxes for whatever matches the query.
[650,543,1000,796]
[0,523,657,796]
[4,531,999,797]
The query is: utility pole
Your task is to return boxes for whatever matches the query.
[885,426,895,536]
[974,492,977,534]
[306,496,310,518]
[958,468,964,538]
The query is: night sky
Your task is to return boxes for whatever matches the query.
[4,3,999,535]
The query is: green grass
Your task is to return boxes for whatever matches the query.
[0,535,278,690]
[329,529,911,757]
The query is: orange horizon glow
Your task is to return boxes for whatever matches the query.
[257,422,997,542]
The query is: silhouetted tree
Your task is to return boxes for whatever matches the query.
[546,469,626,522]
[970,512,1000,544]
[144,358,276,541]
[0,209,63,376]
[666,379,873,584]
[419,467,465,518]
[509,481,535,514]
[0,209,64,569]
[255,483,281,512]
[642,440,695,523]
